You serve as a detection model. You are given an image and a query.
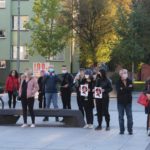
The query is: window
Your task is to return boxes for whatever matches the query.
[12,46,28,60]
[0,0,5,8]
[47,51,65,61]
[12,16,29,30]
[0,30,6,38]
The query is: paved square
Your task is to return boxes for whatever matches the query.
[0,93,149,150]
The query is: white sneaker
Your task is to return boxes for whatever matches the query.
[30,124,35,128]
[88,124,94,129]
[21,124,28,128]
[83,124,89,129]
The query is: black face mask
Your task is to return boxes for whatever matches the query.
[97,74,102,79]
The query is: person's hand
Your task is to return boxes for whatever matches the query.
[64,84,68,88]
[129,84,133,88]
[102,89,105,92]
[75,76,79,81]
[79,87,81,92]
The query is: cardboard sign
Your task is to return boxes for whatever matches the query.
[94,87,102,99]
[80,84,88,97]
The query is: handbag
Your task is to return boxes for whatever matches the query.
[137,93,149,107]
[13,89,18,97]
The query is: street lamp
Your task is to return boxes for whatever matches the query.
[17,0,20,73]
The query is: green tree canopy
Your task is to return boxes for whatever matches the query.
[26,0,70,58]
[112,0,150,71]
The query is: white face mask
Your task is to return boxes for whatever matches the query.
[24,72,28,76]
[122,73,128,80]
[93,75,97,79]
[85,75,89,79]
[62,70,67,74]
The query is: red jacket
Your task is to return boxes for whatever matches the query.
[5,76,19,92]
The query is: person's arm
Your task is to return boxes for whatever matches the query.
[5,77,9,92]
[144,81,148,93]
[32,79,39,95]
[104,79,113,93]
[124,80,133,92]
[68,74,74,88]
[17,78,20,90]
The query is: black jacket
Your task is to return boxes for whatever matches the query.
[43,74,60,93]
[38,76,44,94]
[61,73,73,92]
[116,78,133,105]
[94,77,112,99]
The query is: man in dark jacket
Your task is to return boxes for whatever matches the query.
[116,69,133,135]
[43,66,60,121]
[60,65,73,109]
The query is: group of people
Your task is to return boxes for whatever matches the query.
[4,66,150,136]
[5,65,74,128]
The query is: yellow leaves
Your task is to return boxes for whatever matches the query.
[96,44,111,63]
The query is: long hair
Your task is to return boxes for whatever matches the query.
[9,70,19,78]
[99,69,107,80]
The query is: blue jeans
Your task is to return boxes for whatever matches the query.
[117,103,133,133]
[45,93,58,109]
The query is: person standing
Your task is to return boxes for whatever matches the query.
[60,65,73,109]
[5,70,19,108]
[116,69,133,135]
[144,78,150,136]
[81,69,94,129]
[94,69,112,131]
[19,69,39,128]
[74,68,85,116]
[43,66,60,121]
[38,70,46,109]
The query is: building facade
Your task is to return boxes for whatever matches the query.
[0,0,79,82]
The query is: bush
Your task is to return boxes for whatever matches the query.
[133,81,145,91]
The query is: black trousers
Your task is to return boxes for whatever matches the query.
[21,97,35,124]
[77,93,84,116]
[96,98,110,127]
[38,92,46,109]
[83,100,93,124]
[8,91,16,108]
[61,90,71,109]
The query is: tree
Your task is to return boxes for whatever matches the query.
[26,0,70,58]
[112,0,150,73]
[63,0,117,67]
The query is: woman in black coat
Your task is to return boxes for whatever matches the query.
[94,69,112,131]
[80,70,94,129]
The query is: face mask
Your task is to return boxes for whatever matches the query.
[85,75,89,79]
[122,73,128,80]
[49,68,54,73]
[93,75,97,79]
[62,70,67,74]
[24,72,28,76]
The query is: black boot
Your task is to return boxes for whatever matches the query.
[43,117,49,121]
